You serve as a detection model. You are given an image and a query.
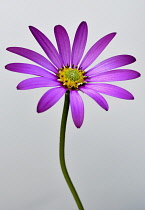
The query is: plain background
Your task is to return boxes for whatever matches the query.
[1,0,145,209]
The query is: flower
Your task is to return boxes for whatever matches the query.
[5,21,140,128]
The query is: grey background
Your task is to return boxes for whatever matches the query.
[1,0,145,209]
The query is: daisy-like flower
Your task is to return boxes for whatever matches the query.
[5,21,140,128]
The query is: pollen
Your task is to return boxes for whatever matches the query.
[57,66,87,89]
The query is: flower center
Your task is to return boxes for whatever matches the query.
[57,67,86,89]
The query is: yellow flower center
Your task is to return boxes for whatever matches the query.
[57,67,86,89]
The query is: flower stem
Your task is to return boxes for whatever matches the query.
[59,91,84,210]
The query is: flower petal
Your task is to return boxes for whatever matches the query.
[71,21,88,67]
[70,90,84,128]
[86,69,140,82]
[54,25,71,66]
[5,63,57,78]
[86,55,136,76]
[79,32,116,70]
[29,26,63,68]
[17,77,60,90]
[6,47,57,73]
[79,86,109,111]
[37,87,66,113]
[85,83,134,99]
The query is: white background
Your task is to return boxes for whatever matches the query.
[1,0,145,209]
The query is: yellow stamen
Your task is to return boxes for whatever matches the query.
[57,67,86,90]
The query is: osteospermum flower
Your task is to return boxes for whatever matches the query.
[5,21,140,128]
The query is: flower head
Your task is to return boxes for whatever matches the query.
[5,21,140,128]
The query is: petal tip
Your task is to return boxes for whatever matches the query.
[112,32,117,37]
[16,84,21,90]
[138,72,141,78]
[37,105,42,113]
[29,25,33,29]
[76,126,81,129]
[29,26,36,33]
[104,104,109,111]
[103,103,109,111]
[130,95,134,100]
[79,21,88,28]
[126,93,134,100]
[75,121,83,128]
[6,47,12,52]
[81,21,87,24]
[131,56,136,63]
[5,64,8,69]
[54,25,62,30]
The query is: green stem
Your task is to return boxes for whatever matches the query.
[59,91,84,210]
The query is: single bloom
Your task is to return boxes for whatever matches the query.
[5,21,140,128]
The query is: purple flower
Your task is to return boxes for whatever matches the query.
[5,21,140,128]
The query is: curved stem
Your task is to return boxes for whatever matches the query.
[59,91,84,210]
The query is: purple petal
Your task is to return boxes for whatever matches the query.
[17,77,60,90]
[5,63,57,78]
[85,83,134,99]
[86,55,136,76]
[54,25,71,66]
[29,26,63,68]
[71,22,88,67]
[79,32,116,70]
[70,90,84,128]
[37,87,66,113]
[6,47,57,73]
[86,69,141,82]
[79,86,108,111]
